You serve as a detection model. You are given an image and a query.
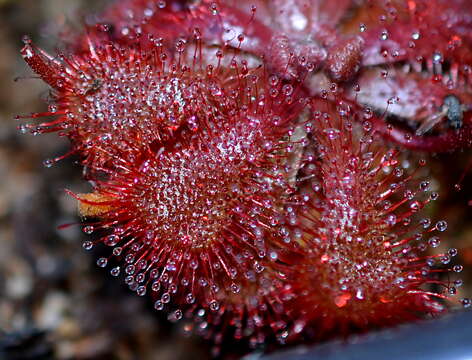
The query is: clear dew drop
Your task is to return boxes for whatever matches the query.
[363,120,372,132]
[460,298,471,308]
[110,266,120,277]
[186,293,196,304]
[125,264,136,275]
[380,30,389,40]
[42,159,54,168]
[161,292,171,303]
[409,201,421,211]
[393,167,403,177]
[230,283,241,294]
[104,234,120,246]
[154,300,164,311]
[432,52,443,64]
[18,124,29,134]
[440,255,451,264]
[168,309,183,322]
[209,300,220,311]
[355,288,364,300]
[428,237,440,248]
[363,108,373,119]
[419,181,430,191]
[97,257,108,268]
[323,128,340,140]
[143,8,154,17]
[82,225,94,234]
[448,248,458,257]
[387,96,399,105]
[82,241,94,250]
[282,84,293,96]
[420,218,431,229]
[209,2,219,15]
[435,220,448,232]
[151,281,160,292]
[137,286,146,296]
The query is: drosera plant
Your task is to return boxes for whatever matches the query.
[281,95,468,340]
[74,120,304,354]
[17,9,312,353]
[73,91,305,316]
[15,0,471,357]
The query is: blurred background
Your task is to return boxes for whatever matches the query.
[0,0,470,359]
[0,0,209,359]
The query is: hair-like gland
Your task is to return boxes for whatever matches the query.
[18,0,318,173]
[185,263,300,352]
[96,0,337,83]
[75,101,307,338]
[280,97,464,337]
[95,0,274,57]
[20,32,286,168]
[82,115,295,282]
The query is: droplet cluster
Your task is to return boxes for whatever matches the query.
[78,108,302,312]
[284,98,458,333]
